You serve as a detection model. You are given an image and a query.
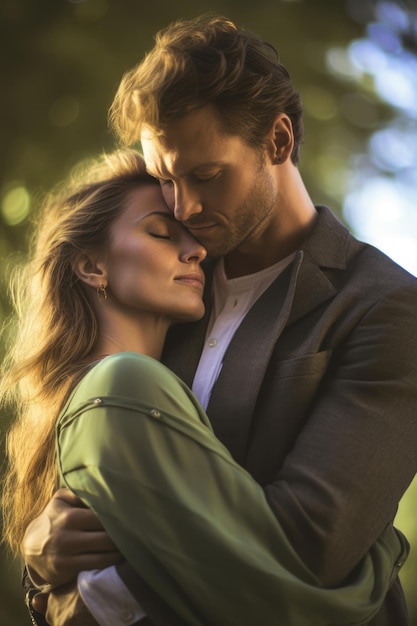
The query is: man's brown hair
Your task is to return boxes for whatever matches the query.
[110,14,304,164]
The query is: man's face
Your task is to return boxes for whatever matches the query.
[141,106,278,259]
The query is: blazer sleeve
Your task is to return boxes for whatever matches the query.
[265,286,417,584]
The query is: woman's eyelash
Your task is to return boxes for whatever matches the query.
[150,232,171,239]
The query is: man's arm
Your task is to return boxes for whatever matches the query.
[23,488,122,587]
[51,351,406,626]
[264,287,417,585]
[22,339,413,624]
[22,488,127,626]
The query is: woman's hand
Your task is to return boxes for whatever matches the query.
[22,488,122,587]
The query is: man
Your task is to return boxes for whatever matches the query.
[22,14,417,625]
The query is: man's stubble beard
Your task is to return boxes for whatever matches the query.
[204,165,277,259]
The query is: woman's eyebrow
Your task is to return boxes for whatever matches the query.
[139,211,176,222]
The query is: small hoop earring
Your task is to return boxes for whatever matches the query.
[97,284,108,300]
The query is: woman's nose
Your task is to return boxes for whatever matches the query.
[181,239,207,263]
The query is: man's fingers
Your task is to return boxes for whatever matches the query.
[56,506,106,531]
[47,490,105,531]
[22,489,121,586]
[66,530,119,554]
[45,551,123,585]
[53,488,86,507]
[63,551,123,573]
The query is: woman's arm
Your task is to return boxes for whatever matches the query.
[54,352,407,626]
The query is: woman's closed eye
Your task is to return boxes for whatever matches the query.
[150,232,171,240]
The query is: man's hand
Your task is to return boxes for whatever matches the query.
[44,581,99,626]
[22,488,122,587]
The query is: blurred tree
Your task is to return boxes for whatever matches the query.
[1,1,416,624]
[341,0,417,275]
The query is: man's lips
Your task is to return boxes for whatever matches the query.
[174,273,205,289]
[185,222,217,233]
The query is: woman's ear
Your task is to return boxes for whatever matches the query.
[266,113,294,165]
[73,253,107,290]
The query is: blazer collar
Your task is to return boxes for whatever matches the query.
[285,205,351,326]
[302,205,350,270]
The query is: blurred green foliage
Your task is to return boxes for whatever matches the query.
[1,0,416,623]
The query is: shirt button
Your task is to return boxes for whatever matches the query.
[119,608,134,622]
[208,338,218,348]
[150,408,161,418]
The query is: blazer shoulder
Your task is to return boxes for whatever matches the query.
[347,238,417,291]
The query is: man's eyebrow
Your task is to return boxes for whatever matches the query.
[145,167,163,178]
[146,161,225,179]
[145,163,171,179]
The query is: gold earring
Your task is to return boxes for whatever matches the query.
[97,284,108,300]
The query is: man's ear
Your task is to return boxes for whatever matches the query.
[266,113,294,164]
[73,253,107,290]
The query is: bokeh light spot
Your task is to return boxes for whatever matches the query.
[369,124,417,171]
[1,186,31,226]
[373,63,417,112]
[344,177,417,276]
[326,47,361,80]
[348,38,388,73]
[367,21,402,53]
[302,86,338,120]
[376,1,409,32]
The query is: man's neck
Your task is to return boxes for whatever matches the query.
[224,166,317,279]
[224,209,317,279]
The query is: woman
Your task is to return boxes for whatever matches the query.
[1,150,407,626]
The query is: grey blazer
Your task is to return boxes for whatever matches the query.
[162,205,417,625]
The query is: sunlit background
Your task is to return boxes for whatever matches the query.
[1,0,416,624]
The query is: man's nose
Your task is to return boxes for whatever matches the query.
[173,185,203,222]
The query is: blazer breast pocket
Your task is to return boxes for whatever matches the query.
[259,350,333,433]
[247,350,334,480]
[270,349,333,382]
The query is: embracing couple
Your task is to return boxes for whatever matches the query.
[2,14,417,626]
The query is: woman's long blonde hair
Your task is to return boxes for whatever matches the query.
[1,149,158,554]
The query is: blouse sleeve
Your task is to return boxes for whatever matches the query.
[56,352,407,626]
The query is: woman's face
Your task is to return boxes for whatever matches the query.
[103,184,206,324]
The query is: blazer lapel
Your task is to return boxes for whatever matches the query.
[206,207,347,462]
[206,259,297,461]
[164,206,351,463]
